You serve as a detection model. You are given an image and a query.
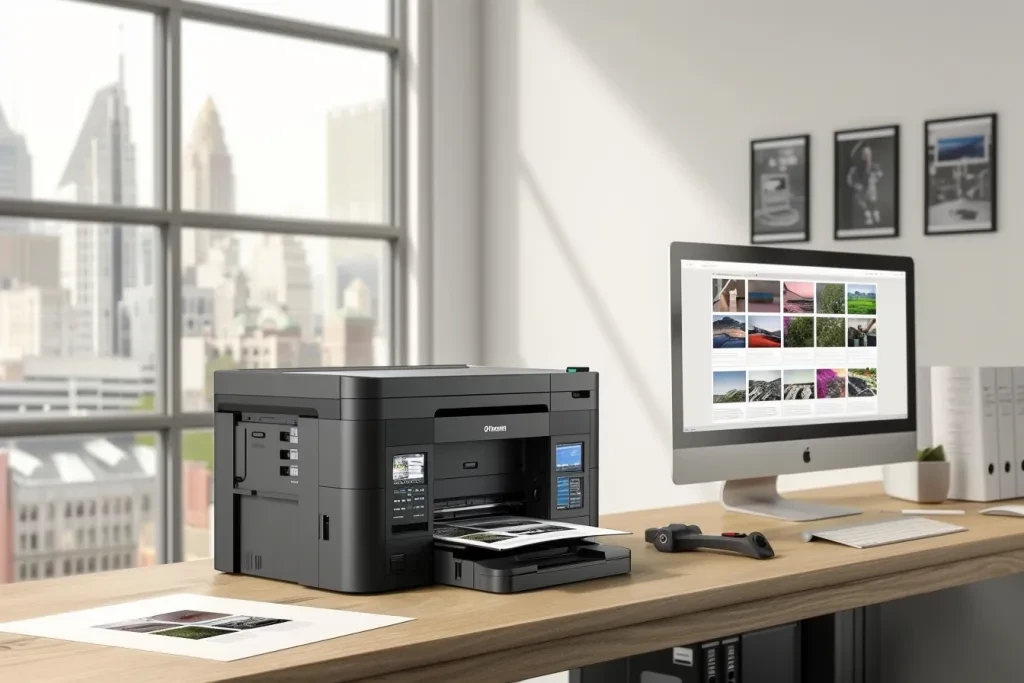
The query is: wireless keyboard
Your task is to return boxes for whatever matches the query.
[802,516,967,549]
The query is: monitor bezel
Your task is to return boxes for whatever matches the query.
[670,241,916,450]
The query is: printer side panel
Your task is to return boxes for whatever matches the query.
[213,411,238,574]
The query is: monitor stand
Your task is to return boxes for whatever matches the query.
[722,477,862,522]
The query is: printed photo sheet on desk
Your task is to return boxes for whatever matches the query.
[0,593,412,661]
[434,517,629,551]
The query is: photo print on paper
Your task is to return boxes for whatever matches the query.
[751,135,810,244]
[835,126,899,239]
[925,114,997,235]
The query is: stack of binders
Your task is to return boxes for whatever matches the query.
[922,367,1024,502]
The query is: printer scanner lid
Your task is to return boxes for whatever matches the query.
[213,364,596,400]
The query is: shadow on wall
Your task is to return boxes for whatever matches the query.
[531,0,1024,368]
[519,158,672,446]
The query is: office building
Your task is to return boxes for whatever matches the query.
[327,101,386,223]
[0,356,155,417]
[116,286,156,366]
[182,98,236,270]
[248,234,314,342]
[58,62,153,357]
[181,285,215,338]
[0,233,60,289]
[0,285,75,360]
[0,434,157,582]
[0,104,32,233]
[321,279,375,366]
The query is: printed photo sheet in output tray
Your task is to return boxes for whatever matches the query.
[433,516,629,551]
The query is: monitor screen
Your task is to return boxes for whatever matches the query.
[682,258,908,433]
[392,454,425,485]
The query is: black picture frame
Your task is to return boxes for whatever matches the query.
[833,125,900,241]
[750,135,810,245]
[924,113,997,236]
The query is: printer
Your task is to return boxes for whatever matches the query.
[212,365,631,594]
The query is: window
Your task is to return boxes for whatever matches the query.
[30,564,38,579]
[196,0,389,34]
[102,556,109,571]
[18,565,25,580]
[88,557,96,572]
[30,533,37,550]
[0,0,404,581]
[45,561,54,578]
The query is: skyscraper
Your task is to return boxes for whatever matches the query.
[249,235,314,342]
[182,98,237,271]
[0,103,32,233]
[326,101,386,223]
[59,59,151,357]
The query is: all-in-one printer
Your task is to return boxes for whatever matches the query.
[212,365,631,594]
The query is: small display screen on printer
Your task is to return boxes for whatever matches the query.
[555,443,583,472]
[557,476,583,510]
[393,454,426,485]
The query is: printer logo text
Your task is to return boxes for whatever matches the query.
[484,425,507,433]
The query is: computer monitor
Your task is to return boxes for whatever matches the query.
[671,242,917,521]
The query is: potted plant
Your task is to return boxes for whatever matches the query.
[883,445,951,504]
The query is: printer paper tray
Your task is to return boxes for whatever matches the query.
[434,540,631,593]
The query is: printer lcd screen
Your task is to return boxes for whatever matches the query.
[555,443,583,473]
[393,454,426,485]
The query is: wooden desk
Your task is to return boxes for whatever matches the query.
[3,483,1024,683]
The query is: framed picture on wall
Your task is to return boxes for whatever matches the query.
[834,125,899,240]
[924,113,997,236]
[750,135,810,244]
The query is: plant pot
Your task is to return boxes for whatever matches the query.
[883,461,951,504]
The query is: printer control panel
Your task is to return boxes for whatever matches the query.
[391,453,428,526]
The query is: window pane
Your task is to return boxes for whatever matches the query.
[183,430,213,561]
[0,223,159,418]
[0,432,159,584]
[197,0,389,35]
[0,1,156,209]
[182,22,389,222]
[181,229,390,411]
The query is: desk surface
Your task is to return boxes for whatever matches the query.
[3,483,1024,683]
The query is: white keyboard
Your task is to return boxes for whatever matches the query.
[802,516,967,549]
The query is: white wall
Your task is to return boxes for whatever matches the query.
[431,0,483,364]
[481,0,1024,514]
[476,4,1024,682]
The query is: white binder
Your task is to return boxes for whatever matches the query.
[996,368,1017,500]
[931,367,1000,502]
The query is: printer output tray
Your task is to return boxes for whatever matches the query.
[434,540,631,594]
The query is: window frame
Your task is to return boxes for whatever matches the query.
[0,0,408,564]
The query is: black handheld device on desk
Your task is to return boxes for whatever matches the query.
[212,365,631,594]
[645,523,775,559]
